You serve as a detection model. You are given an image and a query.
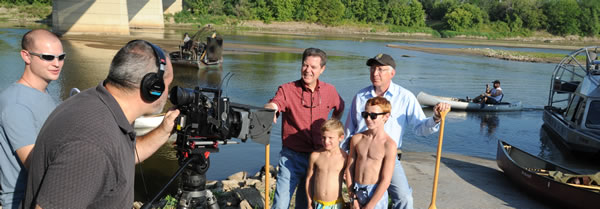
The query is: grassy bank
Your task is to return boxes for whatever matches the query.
[0,2,51,22]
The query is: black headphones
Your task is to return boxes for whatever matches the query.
[139,40,166,102]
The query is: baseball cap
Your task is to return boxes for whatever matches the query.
[367,53,396,69]
[492,80,501,84]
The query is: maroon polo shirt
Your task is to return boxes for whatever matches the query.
[269,79,344,153]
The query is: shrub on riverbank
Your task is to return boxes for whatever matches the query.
[0,1,50,20]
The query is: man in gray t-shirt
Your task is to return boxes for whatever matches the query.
[0,29,63,209]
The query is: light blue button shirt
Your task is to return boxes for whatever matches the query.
[342,82,439,151]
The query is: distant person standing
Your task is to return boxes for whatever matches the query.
[343,53,450,209]
[0,29,64,209]
[265,48,345,209]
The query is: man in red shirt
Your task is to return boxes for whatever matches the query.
[265,48,345,209]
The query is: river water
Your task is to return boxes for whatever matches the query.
[1,27,597,201]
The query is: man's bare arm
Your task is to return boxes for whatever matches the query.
[135,109,179,163]
[16,144,34,170]
[264,103,278,123]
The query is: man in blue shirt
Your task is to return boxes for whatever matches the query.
[0,29,63,209]
[343,53,450,209]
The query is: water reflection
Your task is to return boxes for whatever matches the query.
[478,113,499,137]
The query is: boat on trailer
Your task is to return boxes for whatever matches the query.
[496,140,600,209]
[416,91,522,111]
[543,46,600,154]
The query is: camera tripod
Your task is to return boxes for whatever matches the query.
[141,144,221,209]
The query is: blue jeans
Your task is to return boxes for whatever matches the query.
[388,160,413,209]
[272,147,309,209]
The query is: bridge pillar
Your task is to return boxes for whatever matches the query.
[53,0,130,35]
[128,0,164,29]
[163,0,182,14]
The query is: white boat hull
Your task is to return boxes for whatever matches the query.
[416,92,523,112]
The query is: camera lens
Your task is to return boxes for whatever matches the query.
[169,86,195,105]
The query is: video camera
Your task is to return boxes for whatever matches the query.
[169,86,274,145]
[140,86,275,209]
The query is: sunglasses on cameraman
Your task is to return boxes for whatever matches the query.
[361,111,387,120]
[28,51,66,61]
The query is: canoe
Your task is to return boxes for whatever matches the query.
[416,91,522,111]
[496,140,600,209]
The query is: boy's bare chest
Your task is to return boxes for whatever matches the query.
[316,154,344,171]
[357,140,386,160]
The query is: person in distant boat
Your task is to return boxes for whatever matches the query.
[22,40,180,209]
[181,33,193,55]
[265,48,345,209]
[342,53,450,209]
[473,80,503,104]
[0,29,63,209]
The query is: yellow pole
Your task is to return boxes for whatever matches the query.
[265,143,270,209]
[428,109,450,209]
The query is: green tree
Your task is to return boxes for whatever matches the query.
[363,0,382,23]
[295,0,319,22]
[347,0,367,22]
[387,0,425,27]
[224,0,254,19]
[185,0,210,15]
[208,0,225,15]
[318,0,345,25]
[543,0,581,36]
[506,13,523,32]
[253,0,273,22]
[431,0,458,20]
[443,3,487,31]
[270,0,299,21]
[578,0,600,36]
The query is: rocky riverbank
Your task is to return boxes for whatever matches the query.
[130,151,553,209]
[133,166,284,209]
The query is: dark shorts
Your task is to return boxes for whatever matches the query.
[485,96,500,104]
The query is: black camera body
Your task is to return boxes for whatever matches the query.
[169,86,274,145]
[142,86,274,209]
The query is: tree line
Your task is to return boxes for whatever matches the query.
[183,0,600,37]
[1,0,598,37]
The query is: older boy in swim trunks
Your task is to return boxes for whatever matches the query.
[306,119,348,209]
[345,97,397,209]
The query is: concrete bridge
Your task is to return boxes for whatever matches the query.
[53,0,182,35]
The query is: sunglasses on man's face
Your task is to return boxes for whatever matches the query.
[361,111,387,120]
[29,51,66,61]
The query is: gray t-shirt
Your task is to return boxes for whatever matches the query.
[0,83,57,209]
[23,83,136,209]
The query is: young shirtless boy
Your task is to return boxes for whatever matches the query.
[345,96,397,209]
[306,119,348,209]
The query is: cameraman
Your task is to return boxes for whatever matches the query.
[264,48,345,209]
[22,40,180,209]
